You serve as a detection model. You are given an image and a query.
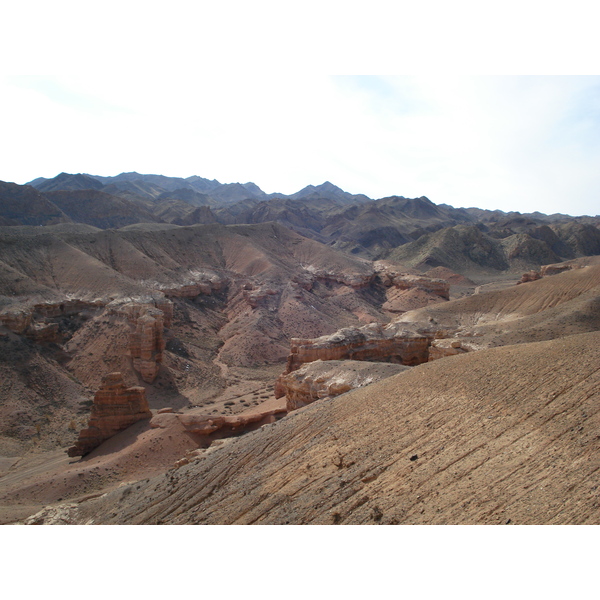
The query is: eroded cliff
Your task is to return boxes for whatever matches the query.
[68,372,152,457]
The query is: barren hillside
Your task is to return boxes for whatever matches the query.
[29,330,600,524]
[1,172,599,526]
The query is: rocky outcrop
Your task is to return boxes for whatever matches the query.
[518,270,542,284]
[376,266,450,300]
[295,263,376,289]
[154,299,173,327]
[275,359,409,411]
[427,339,469,361]
[285,322,434,373]
[541,262,576,277]
[68,372,152,457]
[518,260,579,284]
[32,299,105,319]
[374,264,451,313]
[0,302,97,343]
[0,308,32,334]
[109,299,173,382]
[25,321,60,343]
[0,299,104,339]
[149,408,285,436]
[243,284,279,308]
[312,270,375,289]
[157,272,227,299]
[129,308,165,383]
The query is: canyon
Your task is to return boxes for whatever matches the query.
[0,172,599,525]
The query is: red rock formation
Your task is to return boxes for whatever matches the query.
[67,372,152,457]
[25,321,60,343]
[540,263,576,277]
[518,261,580,284]
[285,322,433,373]
[428,339,468,361]
[154,299,173,328]
[129,309,165,383]
[150,409,285,436]
[243,285,279,308]
[110,299,173,382]
[0,308,32,334]
[32,299,104,318]
[374,265,450,313]
[518,270,542,284]
[377,268,450,300]
[276,359,409,411]
[1,299,106,342]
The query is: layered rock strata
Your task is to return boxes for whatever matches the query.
[518,260,580,284]
[519,270,542,284]
[378,270,450,300]
[285,322,434,373]
[0,299,105,341]
[149,408,286,436]
[109,299,173,382]
[0,308,32,334]
[68,372,152,457]
[427,339,469,361]
[242,284,279,308]
[275,359,409,411]
[32,299,105,319]
[156,272,227,299]
[129,308,166,383]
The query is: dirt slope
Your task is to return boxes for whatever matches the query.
[42,330,600,525]
[397,259,600,333]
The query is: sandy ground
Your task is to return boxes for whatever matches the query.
[0,362,286,524]
[55,329,600,525]
[2,256,599,524]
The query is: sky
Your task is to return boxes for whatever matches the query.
[1,1,599,217]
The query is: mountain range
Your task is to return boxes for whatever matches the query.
[0,171,598,274]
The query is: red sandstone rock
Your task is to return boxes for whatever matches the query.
[154,299,174,327]
[0,308,32,334]
[1,299,106,342]
[25,321,60,343]
[243,286,279,308]
[302,266,375,289]
[518,270,542,284]
[540,263,576,277]
[32,299,104,319]
[375,265,450,300]
[428,339,468,361]
[67,372,152,457]
[276,359,409,411]
[284,322,433,373]
[519,261,580,285]
[177,410,285,435]
[130,311,165,382]
[112,300,170,383]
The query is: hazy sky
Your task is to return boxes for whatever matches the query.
[1,2,599,216]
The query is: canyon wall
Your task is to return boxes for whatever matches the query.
[284,322,436,374]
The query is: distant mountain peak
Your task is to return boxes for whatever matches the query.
[316,181,342,191]
[290,181,370,205]
[31,172,104,193]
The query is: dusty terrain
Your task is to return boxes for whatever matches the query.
[22,330,600,525]
[3,254,599,524]
[1,175,599,525]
